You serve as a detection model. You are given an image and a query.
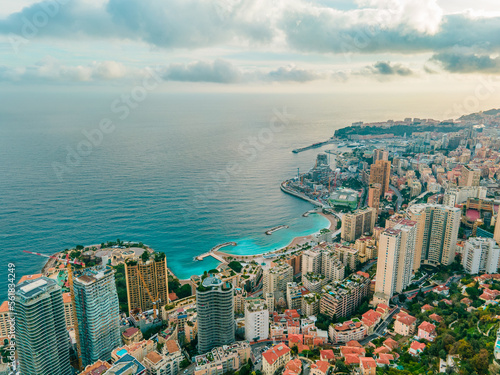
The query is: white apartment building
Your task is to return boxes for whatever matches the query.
[462,237,500,275]
[374,220,417,304]
[244,298,269,342]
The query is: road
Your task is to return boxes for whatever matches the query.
[389,184,403,211]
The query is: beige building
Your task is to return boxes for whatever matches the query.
[408,203,461,269]
[125,253,169,313]
[122,327,144,345]
[61,292,75,330]
[263,263,293,300]
[111,340,155,363]
[374,220,417,304]
[194,341,251,375]
[143,340,183,375]
[459,165,481,187]
[354,237,378,263]
[393,312,417,336]
[302,249,322,275]
[262,343,292,375]
[341,207,377,242]
[369,159,391,196]
[367,183,382,211]
[373,149,389,163]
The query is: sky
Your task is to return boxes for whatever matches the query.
[1,0,500,96]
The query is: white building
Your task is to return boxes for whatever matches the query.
[244,298,269,342]
[443,186,487,207]
[302,250,322,275]
[462,237,500,275]
[374,220,417,304]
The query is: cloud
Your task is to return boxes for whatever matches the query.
[0,58,323,84]
[0,58,129,82]
[431,52,500,73]
[163,60,243,83]
[1,0,500,57]
[265,65,324,82]
[364,61,414,76]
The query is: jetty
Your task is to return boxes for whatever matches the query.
[194,242,236,262]
[292,140,329,153]
[265,225,289,235]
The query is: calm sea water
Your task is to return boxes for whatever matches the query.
[0,90,484,300]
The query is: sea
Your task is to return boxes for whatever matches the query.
[0,89,492,300]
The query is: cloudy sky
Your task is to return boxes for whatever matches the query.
[1,0,500,91]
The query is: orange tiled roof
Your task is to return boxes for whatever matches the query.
[263,343,291,365]
[146,351,163,365]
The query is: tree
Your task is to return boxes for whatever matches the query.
[141,251,150,262]
[228,261,243,273]
[180,359,190,369]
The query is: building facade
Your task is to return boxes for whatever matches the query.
[196,276,235,354]
[244,298,269,342]
[125,253,169,313]
[369,159,391,196]
[341,207,377,243]
[408,203,461,269]
[374,220,417,304]
[73,265,121,366]
[462,237,500,274]
[15,277,72,375]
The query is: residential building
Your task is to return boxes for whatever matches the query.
[329,320,367,344]
[417,322,436,341]
[112,340,155,363]
[194,341,251,375]
[394,312,417,336]
[286,282,302,310]
[302,250,322,275]
[125,253,169,313]
[262,343,292,375]
[15,277,72,375]
[320,272,371,319]
[332,244,359,270]
[122,327,144,345]
[196,276,235,354]
[80,360,111,375]
[459,165,481,187]
[321,252,345,282]
[462,237,500,274]
[62,292,74,330]
[369,159,391,196]
[303,273,326,293]
[373,149,389,163]
[302,293,320,316]
[360,357,377,375]
[341,207,377,242]
[245,298,269,342]
[367,183,382,211]
[263,262,293,300]
[265,292,275,313]
[105,353,146,374]
[373,220,417,304]
[143,340,183,375]
[443,185,487,207]
[409,341,426,356]
[408,203,461,269]
[73,265,121,366]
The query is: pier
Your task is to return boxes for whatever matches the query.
[265,225,289,235]
[194,242,236,263]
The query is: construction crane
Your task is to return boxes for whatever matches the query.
[23,251,84,371]
[137,272,160,319]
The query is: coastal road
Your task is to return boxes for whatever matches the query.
[389,184,403,211]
